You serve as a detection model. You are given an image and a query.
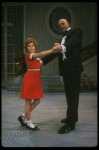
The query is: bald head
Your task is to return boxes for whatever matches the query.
[58,19,70,33]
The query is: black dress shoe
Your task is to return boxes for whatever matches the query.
[61,118,78,123]
[18,115,26,126]
[26,125,40,131]
[58,124,75,134]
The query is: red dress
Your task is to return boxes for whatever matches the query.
[20,52,43,99]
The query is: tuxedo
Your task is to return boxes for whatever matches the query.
[41,28,83,124]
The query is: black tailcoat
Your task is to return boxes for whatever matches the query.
[41,28,84,123]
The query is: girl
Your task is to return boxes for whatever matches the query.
[18,38,57,131]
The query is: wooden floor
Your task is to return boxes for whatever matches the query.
[2,89,97,147]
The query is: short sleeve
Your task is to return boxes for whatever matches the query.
[29,53,34,60]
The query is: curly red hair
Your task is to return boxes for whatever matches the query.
[24,38,38,52]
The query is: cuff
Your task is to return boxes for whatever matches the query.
[61,45,66,53]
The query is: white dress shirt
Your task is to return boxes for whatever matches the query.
[61,27,71,60]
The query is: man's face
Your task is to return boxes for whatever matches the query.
[58,19,70,33]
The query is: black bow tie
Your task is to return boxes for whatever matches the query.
[63,31,68,37]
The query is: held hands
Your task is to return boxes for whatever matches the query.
[52,43,62,53]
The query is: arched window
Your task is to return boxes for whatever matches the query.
[49,7,71,35]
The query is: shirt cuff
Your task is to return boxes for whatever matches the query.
[61,45,66,53]
[29,53,34,59]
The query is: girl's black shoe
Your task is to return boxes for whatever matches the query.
[26,125,40,131]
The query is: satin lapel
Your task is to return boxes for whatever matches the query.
[65,29,74,42]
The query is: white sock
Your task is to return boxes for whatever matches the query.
[27,120,35,128]
[21,114,26,123]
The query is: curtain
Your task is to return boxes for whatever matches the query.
[13,6,24,56]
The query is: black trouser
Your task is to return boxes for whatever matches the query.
[63,70,81,124]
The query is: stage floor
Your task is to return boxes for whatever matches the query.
[1,89,97,147]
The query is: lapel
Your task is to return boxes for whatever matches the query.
[65,29,74,42]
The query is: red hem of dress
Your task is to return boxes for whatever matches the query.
[20,96,43,99]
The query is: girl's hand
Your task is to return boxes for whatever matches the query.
[52,45,62,53]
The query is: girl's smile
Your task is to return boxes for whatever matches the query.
[28,43,36,53]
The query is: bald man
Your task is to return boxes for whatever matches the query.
[41,19,83,134]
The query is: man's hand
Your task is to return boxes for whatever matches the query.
[52,43,62,53]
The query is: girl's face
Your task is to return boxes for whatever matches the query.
[27,43,36,53]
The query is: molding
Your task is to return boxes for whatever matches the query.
[45,3,75,39]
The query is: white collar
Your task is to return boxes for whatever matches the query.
[67,27,71,31]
